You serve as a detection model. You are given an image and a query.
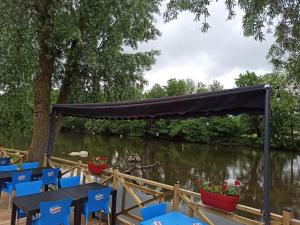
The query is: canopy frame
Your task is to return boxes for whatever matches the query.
[46,84,271,225]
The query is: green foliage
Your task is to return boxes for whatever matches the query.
[235,72,300,148]
[78,76,300,149]
[145,84,166,98]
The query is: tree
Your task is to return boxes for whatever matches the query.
[235,71,300,148]
[0,0,161,161]
[164,0,300,83]
[145,84,166,98]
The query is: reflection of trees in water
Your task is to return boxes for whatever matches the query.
[50,133,300,218]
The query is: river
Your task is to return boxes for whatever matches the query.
[1,132,300,218]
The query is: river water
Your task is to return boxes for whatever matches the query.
[1,132,300,218]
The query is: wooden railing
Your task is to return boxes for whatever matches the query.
[1,147,300,225]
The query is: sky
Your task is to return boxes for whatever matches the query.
[135,2,274,89]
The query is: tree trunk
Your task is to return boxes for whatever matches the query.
[54,40,79,137]
[27,0,54,162]
[55,74,72,136]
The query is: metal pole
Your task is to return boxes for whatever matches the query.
[46,109,56,166]
[263,84,271,225]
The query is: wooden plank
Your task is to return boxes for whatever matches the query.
[99,175,114,185]
[118,176,143,207]
[173,183,180,210]
[233,214,263,225]
[179,192,214,225]
[118,172,174,191]
[116,216,135,225]
[291,219,300,225]
[125,181,162,196]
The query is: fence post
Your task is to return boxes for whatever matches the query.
[43,154,47,167]
[283,207,293,225]
[112,167,119,189]
[187,195,194,217]
[173,181,180,211]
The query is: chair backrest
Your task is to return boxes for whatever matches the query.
[87,188,111,213]
[15,180,42,197]
[0,164,18,172]
[42,168,60,185]
[21,162,39,170]
[59,176,80,189]
[39,198,72,225]
[11,170,33,186]
[0,157,11,166]
[141,202,167,221]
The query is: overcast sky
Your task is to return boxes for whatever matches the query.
[136,2,274,89]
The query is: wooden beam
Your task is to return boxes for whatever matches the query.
[173,182,180,211]
[179,192,214,225]
[118,176,143,208]
[118,172,174,191]
[99,174,114,185]
[123,212,143,221]
[125,181,163,196]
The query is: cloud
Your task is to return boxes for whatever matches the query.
[134,2,274,89]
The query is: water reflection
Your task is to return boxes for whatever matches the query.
[1,132,299,217]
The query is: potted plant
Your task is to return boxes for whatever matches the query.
[195,178,241,212]
[88,156,108,174]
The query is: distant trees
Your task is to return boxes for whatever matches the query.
[82,75,300,150]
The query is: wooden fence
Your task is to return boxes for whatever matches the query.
[1,147,300,225]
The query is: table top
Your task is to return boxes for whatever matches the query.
[140,211,207,225]
[13,182,113,214]
[0,167,51,181]
[61,182,113,200]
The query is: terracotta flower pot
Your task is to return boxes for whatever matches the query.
[88,161,108,174]
[200,189,240,212]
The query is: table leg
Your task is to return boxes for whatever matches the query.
[10,202,17,225]
[26,212,33,225]
[111,190,117,225]
[74,202,82,225]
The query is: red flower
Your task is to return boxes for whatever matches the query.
[194,179,201,186]
[222,184,228,190]
[235,180,241,186]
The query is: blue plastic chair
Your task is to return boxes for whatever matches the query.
[0,164,18,172]
[0,157,11,166]
[59,176,80,189]
[82,188,112,225]
[2,170,33,208]
[15,181,42,221]
[33,198,73,225]
[40,168,60,189]
[21,162,39,170]
[141,202,167,221]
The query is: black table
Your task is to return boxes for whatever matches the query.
[11,183,117,225]
[0,167,51,197]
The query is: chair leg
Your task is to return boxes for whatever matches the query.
[8,195,11,209]
[85,218,88,225]
[99,211,101,225]
[107,213,110,225]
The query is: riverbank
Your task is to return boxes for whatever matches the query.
[1,132,299,217]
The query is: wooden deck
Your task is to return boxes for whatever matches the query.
[0,193,110,225]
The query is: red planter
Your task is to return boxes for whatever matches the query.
[88,162,108,174]
[200,189,240,212]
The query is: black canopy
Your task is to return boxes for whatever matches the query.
[53,85,266,119]
[48,84,271,225]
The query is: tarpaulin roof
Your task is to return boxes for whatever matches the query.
[53,84,268,119]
